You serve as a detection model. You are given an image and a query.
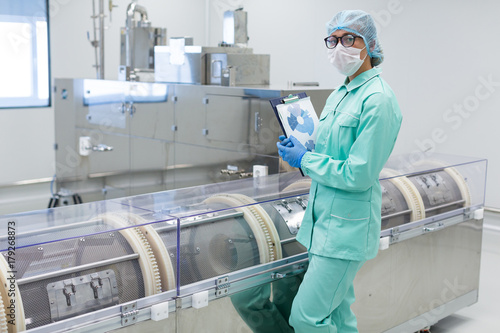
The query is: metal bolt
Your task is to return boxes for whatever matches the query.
[196,247,200,252]
[228,239,233,244]
[38,247,43,251]
[80,238,85,242]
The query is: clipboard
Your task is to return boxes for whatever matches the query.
[270,93,320,176]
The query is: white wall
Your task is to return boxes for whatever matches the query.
[1,0,499,208]
[0,107,54,183]
[50,0,207,80]
[209,0,500,208]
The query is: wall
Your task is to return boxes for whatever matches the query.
[210,0,500,208]
[1,0,498,209]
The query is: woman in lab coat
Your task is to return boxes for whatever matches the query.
[277,10,402,332]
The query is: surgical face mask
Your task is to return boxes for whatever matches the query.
[327,45,367,76]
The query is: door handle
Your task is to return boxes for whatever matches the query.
[89,144,114,152]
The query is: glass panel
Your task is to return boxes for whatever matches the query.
[379,153,487,231]
[0,152,486,331]
[0,199,177,330]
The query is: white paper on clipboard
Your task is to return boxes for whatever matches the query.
[276,96,319,151]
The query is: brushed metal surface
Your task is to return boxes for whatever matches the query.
[54,79,331,201]
[353,218,482,332]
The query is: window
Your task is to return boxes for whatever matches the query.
[0,0,50,108]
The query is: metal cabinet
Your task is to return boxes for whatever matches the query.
[54,79,331,202]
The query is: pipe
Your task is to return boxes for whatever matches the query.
[485,206,500,214]
[17,253,140,285]
[154,211,245,233]
[125,2,149,71]
[91,0,99,78]
[99,0,105,79]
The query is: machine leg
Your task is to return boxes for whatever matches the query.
[72,194,83,204]
[48,195,60,208]
[48,193,83,208]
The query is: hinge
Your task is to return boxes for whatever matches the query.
[271,272,287,279]
[215,276,230,298]
[390,226,400,243]
[121,302,138,327]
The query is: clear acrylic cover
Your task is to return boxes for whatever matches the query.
[0,153,487,331]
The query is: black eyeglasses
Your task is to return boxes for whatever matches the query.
[324,34,361,49]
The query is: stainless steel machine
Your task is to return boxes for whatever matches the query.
[154,44,270,86]
[0,154,487,332]
[53,78,331,205]
[154,8,270,86]
[116,5,269,86]
[53,5,303,206]
[119,2,167,82]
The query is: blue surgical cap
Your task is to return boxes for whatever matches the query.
[326,10,384,67]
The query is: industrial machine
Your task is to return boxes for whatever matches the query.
[0,154,487,332]
[53,78,331,204]
[154,8,270,86]
[114,5,268,85]
[51,4,317,207]
[119,2,167,82]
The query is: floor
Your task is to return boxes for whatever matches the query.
[430,211,500,333]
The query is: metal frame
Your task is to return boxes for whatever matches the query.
[380,204,481,238]
[179,255,309,309]
[23,253,308,332]
[26,290,177,333]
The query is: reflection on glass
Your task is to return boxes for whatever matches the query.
[230,275,304,333]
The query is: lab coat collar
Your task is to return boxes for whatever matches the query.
[343,67,382,92]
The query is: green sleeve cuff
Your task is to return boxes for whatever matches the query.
[300,151,311,174]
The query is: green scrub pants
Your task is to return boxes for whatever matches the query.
[289,254,364,333]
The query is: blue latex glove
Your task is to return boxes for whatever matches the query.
[276,136,307,168]
[277,135,293,147]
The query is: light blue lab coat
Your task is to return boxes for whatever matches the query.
[298,67,402,261]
